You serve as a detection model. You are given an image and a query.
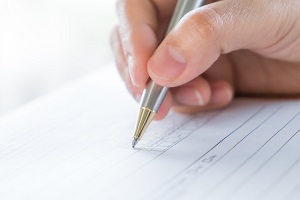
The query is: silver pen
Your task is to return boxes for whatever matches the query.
[132,0,206,148]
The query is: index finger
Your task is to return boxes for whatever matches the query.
[116,0,177,87]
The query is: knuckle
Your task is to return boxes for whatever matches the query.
[184,7,224,49]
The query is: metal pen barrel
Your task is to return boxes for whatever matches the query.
[132,0,206,148]
[141,0,205,112]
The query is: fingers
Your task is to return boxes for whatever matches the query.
[115,0,157,87]
[172,76,211,106]
[110,25,143,100]
[172,79,234,114]
[112,0,179,120]
[110,23,171,120]
[112,0,237,121]
[147,0,295,87]
[115,0,177,87]
[155,76,233,119]
[227,50,300,96]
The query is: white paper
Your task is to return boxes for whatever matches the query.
[0,64,299,200]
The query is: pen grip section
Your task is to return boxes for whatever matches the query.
[140,81,168,113]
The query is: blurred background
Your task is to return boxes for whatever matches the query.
[0,0,117,116]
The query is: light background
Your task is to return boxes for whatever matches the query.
[0,0,117,116]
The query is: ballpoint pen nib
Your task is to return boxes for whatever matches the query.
[132,138,138,148]
[132,107,156,148]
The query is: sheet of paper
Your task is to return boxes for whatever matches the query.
[0,64,299,200]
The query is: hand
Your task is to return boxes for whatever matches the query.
[111,0,300,120]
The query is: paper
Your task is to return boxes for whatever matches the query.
[0,64,300,200]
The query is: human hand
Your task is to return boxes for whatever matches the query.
[111,0,300,120]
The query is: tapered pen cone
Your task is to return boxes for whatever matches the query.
[132,107,156,148]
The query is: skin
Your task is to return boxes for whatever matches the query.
[111,0,300,120]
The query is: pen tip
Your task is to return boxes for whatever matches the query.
[132,138,138,148]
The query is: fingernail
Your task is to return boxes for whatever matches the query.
[210,84,233,105]
[175,86,204,106]
[148,45,186,80]
[194,90,205,106]
[127,55,137,86]
[135,94,142,102]
[225,88,233,101]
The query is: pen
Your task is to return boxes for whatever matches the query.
[132,0,206,148]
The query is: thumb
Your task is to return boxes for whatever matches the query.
[147,0,291,87]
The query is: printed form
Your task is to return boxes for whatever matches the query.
[0,65,299,200]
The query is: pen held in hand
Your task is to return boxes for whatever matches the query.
[132,0,206,148]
